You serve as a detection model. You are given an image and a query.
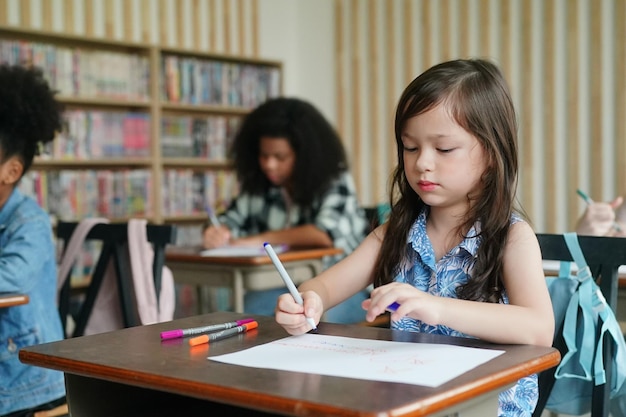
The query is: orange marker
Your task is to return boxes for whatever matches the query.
[189,321,258,346]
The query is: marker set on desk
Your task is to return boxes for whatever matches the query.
[163,243,398,345]
[161,318,258,346]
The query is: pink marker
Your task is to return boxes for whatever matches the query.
[160,318,255,340]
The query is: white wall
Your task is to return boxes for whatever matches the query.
[258,0,336,125]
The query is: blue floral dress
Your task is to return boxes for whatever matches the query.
[391,209,538,417]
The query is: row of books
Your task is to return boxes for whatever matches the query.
[161,169,236,217]
[161,55,280,108]
[41,110,246,160]
[19,169,238,221]
[0,39,150,100]
[19,170,153,221]
[161,115,241,159]
[42,110,151,159]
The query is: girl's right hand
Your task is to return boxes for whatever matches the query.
[576,197,623,237]
[202,225,231,249]
[275,291,322,335]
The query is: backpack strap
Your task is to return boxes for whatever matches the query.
[56,217,110,337]
[563,232,593,283]
[57,217,110,293]
[127,218,158,325]
[553,233,595,381]
[560,233,626,395]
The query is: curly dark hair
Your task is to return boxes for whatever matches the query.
[0,64,63,175]
[230,97,348,207]
[373,59,520,304]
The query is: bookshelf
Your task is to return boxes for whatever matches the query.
[0,26,282,242]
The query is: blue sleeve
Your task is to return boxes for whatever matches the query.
[0,215,55,294]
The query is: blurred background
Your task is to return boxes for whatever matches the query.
[1,0,623,234]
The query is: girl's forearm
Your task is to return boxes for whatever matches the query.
[236,225,333,248]
[435,297,554,346]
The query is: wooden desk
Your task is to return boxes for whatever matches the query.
[0,293,29,308]
[166,247,343,313]
[20,312,560,417]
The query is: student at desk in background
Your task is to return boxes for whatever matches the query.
[0,65,66,416]
[276,59,554,417]
[202,97,369,323]
[576,194,626,237]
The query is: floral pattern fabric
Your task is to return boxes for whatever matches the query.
[391,209,538,417]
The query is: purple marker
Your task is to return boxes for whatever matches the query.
[386,302,400,312]
[160,318,255,340]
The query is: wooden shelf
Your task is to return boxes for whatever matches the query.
[57,95,151,109]
[33,158,153,169]
[0,26,282,227]
[160,102,250,115]
[161,158,232,168]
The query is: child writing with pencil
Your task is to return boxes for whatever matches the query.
[202,97,369,323]
[275,59,554,416]
[576,191,626,237]
[0,65,66,416]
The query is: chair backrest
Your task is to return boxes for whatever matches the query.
[533,233,626,417]
[363,206,380,233]
[363,203,391,233]
[56,221,177,338]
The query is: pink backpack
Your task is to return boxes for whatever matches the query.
[57,218,175,336]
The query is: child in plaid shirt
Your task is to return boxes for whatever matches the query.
[203,97,369,323]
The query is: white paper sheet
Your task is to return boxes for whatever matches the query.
[200,244,288,257]
[209,334,504,387]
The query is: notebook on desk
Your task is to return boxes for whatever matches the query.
[200,244,289,257]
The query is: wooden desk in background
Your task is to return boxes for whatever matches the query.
[166,247,343,313]
[0,293,28,308]
[20,312,559,417]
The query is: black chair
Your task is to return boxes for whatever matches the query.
[363,204,390,233]
[56,222,177,338]
[363,206,381,233]
[533,233,626,417]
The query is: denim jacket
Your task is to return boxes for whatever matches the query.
[0,188,65,415]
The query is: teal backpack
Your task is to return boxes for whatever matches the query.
[543,233,626,416]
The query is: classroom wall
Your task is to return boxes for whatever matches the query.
[334,0,625,234]
[1,0,624,234]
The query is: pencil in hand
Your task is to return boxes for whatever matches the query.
[205,204,221,227]
[263,242,318,331]
[576,189,623,232]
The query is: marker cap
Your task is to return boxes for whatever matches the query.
[160,329,183,340]
[243,321,259,331]
[386,302,400,312]
[189,334,209,347]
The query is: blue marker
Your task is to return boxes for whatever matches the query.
[386,302,400,312]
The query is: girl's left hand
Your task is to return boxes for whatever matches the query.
[364,282,441,325]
